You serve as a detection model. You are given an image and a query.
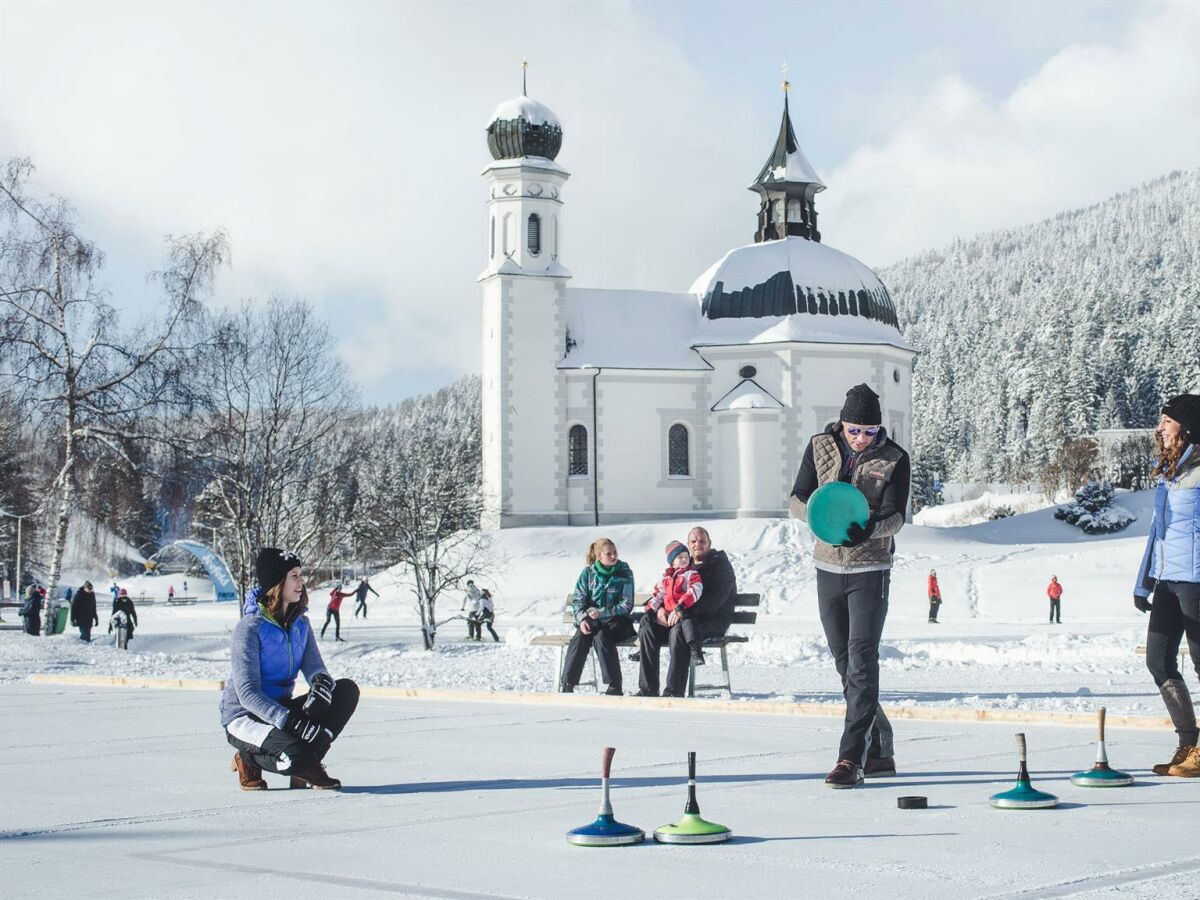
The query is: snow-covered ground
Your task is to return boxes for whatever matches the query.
[2,493,1171,718]
[3,683,1198,899]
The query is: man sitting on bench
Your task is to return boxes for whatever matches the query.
[635,526,738,697]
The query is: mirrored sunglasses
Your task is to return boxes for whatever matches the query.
[846,426,881,437]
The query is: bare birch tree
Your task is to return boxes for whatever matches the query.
[0,159,226,603]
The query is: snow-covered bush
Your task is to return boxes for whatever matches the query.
[1054,480,1135,534]
[987,505,1016,520]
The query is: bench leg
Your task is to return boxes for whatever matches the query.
[720,645,731,698]
[555,644,565,690]
[687,657,696,698]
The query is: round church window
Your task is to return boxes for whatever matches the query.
[739,365,757,378]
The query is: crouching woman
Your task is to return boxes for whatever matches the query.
[219,548,359,791]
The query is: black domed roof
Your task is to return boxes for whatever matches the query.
[487,96,563,161]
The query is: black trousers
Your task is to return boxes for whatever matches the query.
[321,607,341,639]
[561,617,635,689]
[78,623,94,642]
[226,678,360,775]
[1049,599,1061,623]
[637,615,706,696]
[817,569,894,766]
[1146,581,1200,686]
[928,598,940,621]
[480,610,499,642]
[354,600,367,619]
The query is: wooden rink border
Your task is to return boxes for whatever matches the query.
[26,673,1172,730]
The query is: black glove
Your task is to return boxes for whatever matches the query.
[285,710,332,745]
[842,520,876,548]
[302,672,336,721]
[1134,594,1153,614]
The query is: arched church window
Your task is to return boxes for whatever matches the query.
[528,213,542,256]
[503,213,514,256]
[771,199,784,222]
[490,216,496,259]
[552,215,558,259]
[568,424,588,476]
[787,199,802,222]
[668,423,690,477]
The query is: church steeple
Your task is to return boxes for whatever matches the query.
[749,81,825,243]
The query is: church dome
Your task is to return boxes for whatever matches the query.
[689,237,900,333]
[487,95,563,161]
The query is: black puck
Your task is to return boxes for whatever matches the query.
[897,796,927,810]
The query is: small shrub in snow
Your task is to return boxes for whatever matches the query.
[987,505,1016,520]
[1054,479,1135,534]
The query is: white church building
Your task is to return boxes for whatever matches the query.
[479,84,915,528]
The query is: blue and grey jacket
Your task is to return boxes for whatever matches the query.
[219,589,328,730]
[571,561,635,625]
[1134,445,1200,596]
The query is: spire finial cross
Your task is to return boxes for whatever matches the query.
[522,58,528,95]
[781,62,790,93]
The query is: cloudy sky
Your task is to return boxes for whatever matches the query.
[1,0,1198,404]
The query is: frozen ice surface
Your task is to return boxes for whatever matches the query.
[1,683,1195,899]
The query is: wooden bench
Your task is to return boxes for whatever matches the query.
[530,592,759,698]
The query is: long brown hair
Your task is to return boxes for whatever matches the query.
[262,579,309,622]
[585,538,616,566]
[1152,430,1193,482]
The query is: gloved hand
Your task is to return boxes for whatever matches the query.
[285,710,333,745]
[302,672,336,721]
[842,519,876,548]
[1134,594,1153,614]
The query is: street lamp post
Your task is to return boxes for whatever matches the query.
[0,507,35,601]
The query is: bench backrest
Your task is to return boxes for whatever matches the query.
[560,592,759,625]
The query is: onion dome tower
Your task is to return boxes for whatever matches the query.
[749,80,825,243]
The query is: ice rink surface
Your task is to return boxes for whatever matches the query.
[3,684,1200,899]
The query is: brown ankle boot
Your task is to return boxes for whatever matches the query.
[232,752,267,791]
[1153,745,1194,776]
[1168,746,1200,777]
[289,762,342,790]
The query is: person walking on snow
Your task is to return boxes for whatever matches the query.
[789,383,911,788]
[1047,576,1063,624]
[352,577,377,619]
[1133,393,1200,778]
[322,582,354,642]
[928,570,942,623]
[220,548,360,791]
[110,587,139,641]
[71,581,99,642]
[635,541,705,697]
[462,580,483,640]
[478,588,500,642]
[19,584,42,636]
[168,585,175,602]
[561,538,636,695]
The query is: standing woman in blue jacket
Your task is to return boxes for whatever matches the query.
[219,548,359,791]
[1134,394,1200,777]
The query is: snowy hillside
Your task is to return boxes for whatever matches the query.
[885,168,1200,483]
[2,502,1165,717]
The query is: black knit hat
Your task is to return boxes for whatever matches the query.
[1163,394,1200,443]
[256,547,302,593]
[840,383,882,425]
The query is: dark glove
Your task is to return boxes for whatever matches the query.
[1134,594,1153,614]
[285,710,332,745]
[302,672,336,721]
[842,520,876,548]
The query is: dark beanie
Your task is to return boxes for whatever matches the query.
[840,383,882,425]
[256,547,302,593]
[1163,394,1200,443]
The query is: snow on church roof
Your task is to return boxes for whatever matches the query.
[488,96,561,129]
[558,289,712,371]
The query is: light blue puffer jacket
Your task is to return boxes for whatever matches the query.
[1134,445,1200,596]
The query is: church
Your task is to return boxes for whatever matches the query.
[479,82,914,528]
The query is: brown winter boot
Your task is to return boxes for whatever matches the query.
[1167,746,1200,777]
[1153,746,1194,776]
[232,752,267,791]
[289,762,342,790]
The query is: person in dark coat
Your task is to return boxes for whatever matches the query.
[352,578,378,619]
[19,585,42,636]
[71,581,99,642]
[110,587,138,640]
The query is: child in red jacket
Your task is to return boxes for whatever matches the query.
[635,541,706,694]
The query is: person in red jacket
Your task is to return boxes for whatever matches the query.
[927,569,941,623]
[635,541,704,697]
[321,582,354,642]
[1047,576,1063,624]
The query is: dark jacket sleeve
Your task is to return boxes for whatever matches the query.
[788,440,819,520]
[695,552,738,632]
[869,449,911,539]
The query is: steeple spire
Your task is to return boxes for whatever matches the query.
[522,58,528,96]
[748,81,825,243]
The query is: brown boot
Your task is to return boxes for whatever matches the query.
[1153,746,1194,776]
[1168,746,1200,777]
[232,752,267,791]
[289,762,342,790]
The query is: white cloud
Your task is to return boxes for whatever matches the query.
[819,1,1200,267]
